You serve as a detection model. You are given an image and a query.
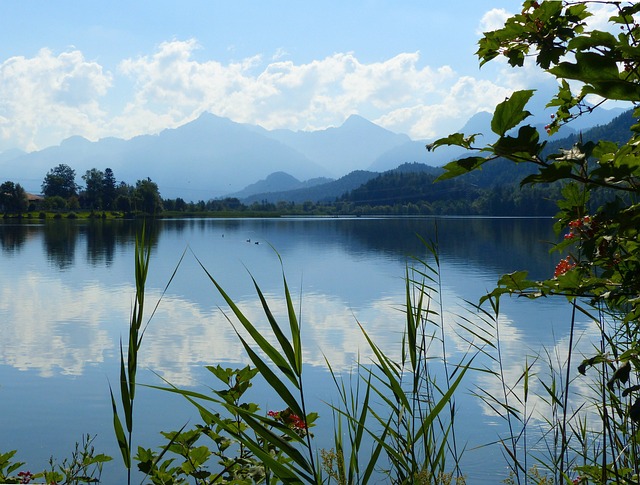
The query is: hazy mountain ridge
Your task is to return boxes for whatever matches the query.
[241,170,380,205]
[0,112,417,200]
[229,172,333,200]
[262,115,411,176]
[243,107,635,205]
[0,105,628,201]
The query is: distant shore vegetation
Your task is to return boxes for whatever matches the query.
[1,161,569,219]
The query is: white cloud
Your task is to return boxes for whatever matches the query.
[0,48,112,151]
[375,76,513,139]
[0,39,537,151]
[477,8,512,34]
[586,2,622,32]
[114,42,484,139]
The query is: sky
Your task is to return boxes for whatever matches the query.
[0,1,617,153]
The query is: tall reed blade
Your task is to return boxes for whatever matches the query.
[110,225,151,485]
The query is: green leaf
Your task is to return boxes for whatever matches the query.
[521,161,573,185]
[550,52,619,83]
[491,90,535,136]
[567,30,617,51]
[479,271,540,304]
[492,125,542,160]
[630,399,640,422]
[208,409,312,483]
[435,156,491,182]
[426,132,479,151]
[582,81,640,102]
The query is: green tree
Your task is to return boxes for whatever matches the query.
[429,1,640,483]
[82,168,104,210]
[42,164,78,199]
[174,197,187,211]
[42,195,68,211]
[102,168,117,210]
[134,178,163,215]
[115,182,134,213]
[0,181,28,214]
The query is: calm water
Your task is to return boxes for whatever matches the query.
[0,217,595,483]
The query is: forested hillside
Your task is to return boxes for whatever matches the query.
[337,109,635,215]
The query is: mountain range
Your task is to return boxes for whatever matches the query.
[0,105,627,202]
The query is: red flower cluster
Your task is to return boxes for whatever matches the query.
[17,471,34,484]
[564,215,592,240]
[554,256,576,278]
[268,408,307,430]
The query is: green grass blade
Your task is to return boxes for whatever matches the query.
[281,272,303,375]
[358,322,410,410]
[415,363,470,439]
[362,425,388,485]
[352,371,372,457]
[271,249,303,374]
[194,253,299,386]
[128,302,140,400]
[118,342,132,433]
[237,333,304,418]
[109,385,131,469]
[405,267,418,371]
[251,275,298,374]
[141,245,187,340]
[144,383,219,404]
[239,411,313,474]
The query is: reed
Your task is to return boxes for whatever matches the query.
[110,223,185,485]
[108,225,150,485]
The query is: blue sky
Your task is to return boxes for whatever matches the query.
[0,1,615,153]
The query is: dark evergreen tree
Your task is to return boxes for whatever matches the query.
[102,168,117,210]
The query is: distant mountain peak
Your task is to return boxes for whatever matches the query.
[60,135,91,147]
[341,114,386,131]
[342,114,369,125]
[180,111,233,130]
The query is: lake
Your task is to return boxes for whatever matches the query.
[0,217,595,483]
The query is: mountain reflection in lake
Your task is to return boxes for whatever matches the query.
[0,217,592,483]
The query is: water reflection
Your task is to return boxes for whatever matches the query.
[0,217,583,484]
[0,273,115,376]
[0,265,405,383]
[42,221,79,269]
[0,217,567,381]
[0,217,559,279]
[85,221,118,266]
[0,223,34,253]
